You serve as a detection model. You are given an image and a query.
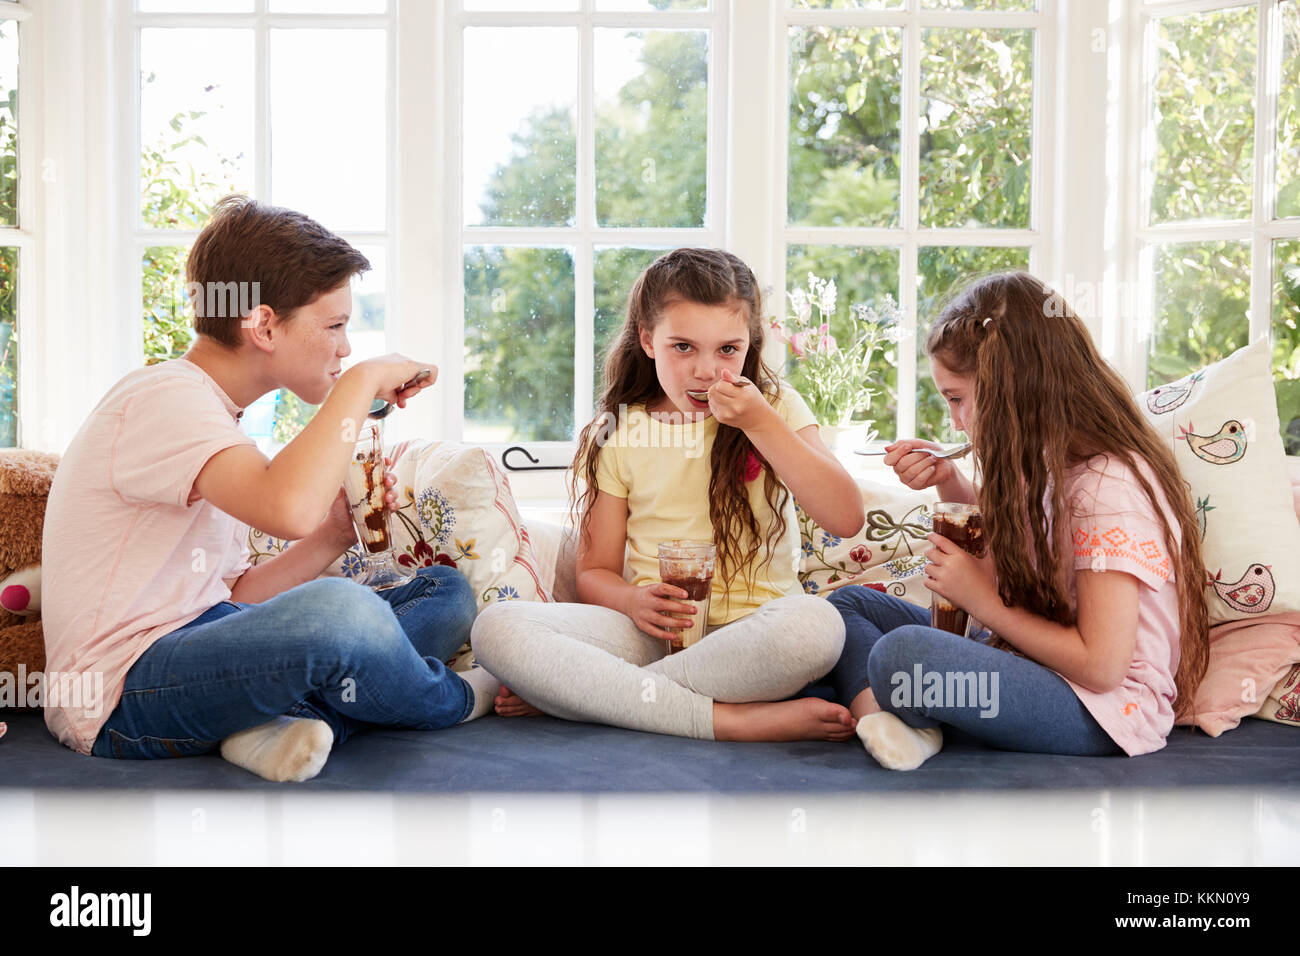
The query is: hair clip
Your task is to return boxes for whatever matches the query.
[982,316,994,328]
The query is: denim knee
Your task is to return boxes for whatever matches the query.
[419,565,477,639]
[828,583,900,619]
[290,578,407,657]
[866,625,939,691]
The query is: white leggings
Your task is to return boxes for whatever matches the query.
[469,595,845,740]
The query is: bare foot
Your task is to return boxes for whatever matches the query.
[495,686,543,718]
[713,698,858,742]
[849,686,882,720]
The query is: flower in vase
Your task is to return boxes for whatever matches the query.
[776,275,903,428]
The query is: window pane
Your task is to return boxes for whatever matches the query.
[595,29,707,228]
[920,28,1033,229]
[463,0,578,10]
[270,29,386,232]
[594,247,668,403]
[1279,1,1300,219]
[916,246,1029,440]
[464,29,576,228]
[140,29,254,228]
[787,1,904,9]
[270,0,386,11]
[464,246,575,442]
[142,245,195,364]
[349,245,387,346]
[789,27,902,228]
[785,245,900,430]
[597,0,706,9]
[921,0,1035,9]
[138,0,254,11]
[1150,7,1256,224]
[0,22,17,227]
[1147,240,1250,387]
[1274,239,1300,454]
[0,248,16,447]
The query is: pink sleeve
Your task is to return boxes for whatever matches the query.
[110,380,257,509]
[228,520,254,578]
[1068,463,1175,591]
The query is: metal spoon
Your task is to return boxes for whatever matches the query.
[855,441,973,460]
[368,368,433,419]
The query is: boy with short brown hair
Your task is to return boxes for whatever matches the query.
[42,196,496,782]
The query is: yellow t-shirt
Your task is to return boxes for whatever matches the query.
[592,384,818,626]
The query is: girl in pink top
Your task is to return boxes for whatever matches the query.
[829,272,1211,770]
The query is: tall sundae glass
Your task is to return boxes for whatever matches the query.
[929,501,985,637]
[344,419,415,591]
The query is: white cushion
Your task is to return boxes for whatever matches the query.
[1138,338,1300,624]
[797,478,937,607]
[248,440,551,671]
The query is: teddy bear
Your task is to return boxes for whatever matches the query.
[0,449,59,737]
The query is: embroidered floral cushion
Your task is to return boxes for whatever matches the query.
[245,440,551,670]
[797,478,937,607]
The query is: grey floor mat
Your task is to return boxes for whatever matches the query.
[1,710,1295,792]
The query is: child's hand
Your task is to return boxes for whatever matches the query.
[626,582,697,643]
[358,355,438,408]
[922,532,998,616]
[324,457,402,549]
[884,439,960,491]
[708,369,776,432]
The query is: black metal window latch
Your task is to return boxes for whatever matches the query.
[501,446,568,472]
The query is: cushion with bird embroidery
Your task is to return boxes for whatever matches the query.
[1138,337,1300,626]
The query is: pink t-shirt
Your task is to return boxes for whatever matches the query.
[42,358,258,754]
[1056,454,1183,756]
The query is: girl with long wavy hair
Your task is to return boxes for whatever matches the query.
[829,271,1210,770]
[471,248,866,741]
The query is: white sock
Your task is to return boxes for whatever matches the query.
[459,665,502,723]
[856,712,943,771]
[220,716,333,783]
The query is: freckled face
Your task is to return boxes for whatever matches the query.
[639,299,750,420]
[271,283,353,405]
[930,357,977,436]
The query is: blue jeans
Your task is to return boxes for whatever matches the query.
[825,585,1123,756]
[91,565,478,760]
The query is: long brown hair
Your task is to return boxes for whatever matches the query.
[927,272,1209,716]
[571,248,788,602]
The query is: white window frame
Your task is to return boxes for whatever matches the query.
[0,3,38,451]
[31,0,1114,481]
[111,0,396,450]
[440,0,1100,498]
[772,2,1057,441]
[440,0,729,477]
[1114,0,1300,388]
